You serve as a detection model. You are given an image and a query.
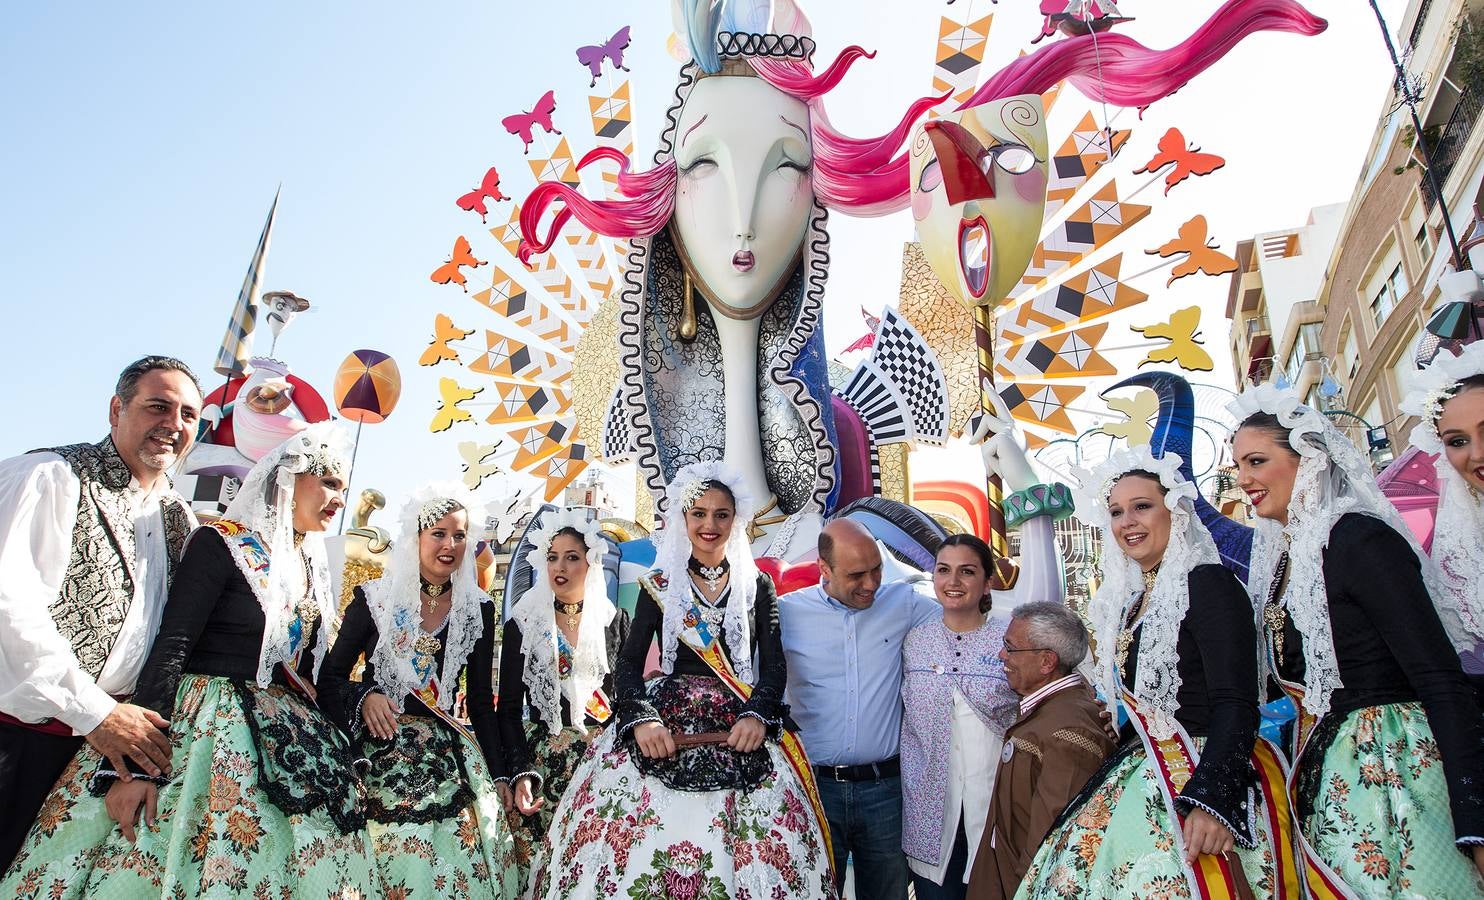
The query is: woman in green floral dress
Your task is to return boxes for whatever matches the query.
[320,482,519,898]
[1,425,378,898]
[1230,385,1484,897]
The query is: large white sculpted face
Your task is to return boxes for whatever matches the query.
[672,75,814,318]
[909,95,1049,309]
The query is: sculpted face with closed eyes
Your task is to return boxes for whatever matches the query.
[671,74,815,319]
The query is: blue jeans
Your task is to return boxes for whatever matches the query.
[909,820,968,900]
[816,774,909,900]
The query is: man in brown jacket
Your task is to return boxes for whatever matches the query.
[967,602,1114,900]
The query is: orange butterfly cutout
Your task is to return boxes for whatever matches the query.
[430,236,486,292]
[418,313,473,367]
[1133,127,1225,195]
[1146,215,1237,286]
[1130,306,1215,372]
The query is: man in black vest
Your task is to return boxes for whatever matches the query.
[0,356,202,870]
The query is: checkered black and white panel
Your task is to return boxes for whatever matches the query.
[601,384,636,464]
[868,308,950,445]
[177,472,239,518]
[838,361,911,445]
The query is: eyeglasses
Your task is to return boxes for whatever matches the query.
[1002,643,1052,654]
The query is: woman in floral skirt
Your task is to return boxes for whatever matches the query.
[320,482,518,898]
[1,424,377,898]
[527,461,836,899]
[497,508,627,893]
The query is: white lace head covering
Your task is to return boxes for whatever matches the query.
[651,461,759,681]
[1074,447,1220,739]
[221,421,350,687]
[1228,383,1452,717]
[1401,341,1484,648]
[507,508,616,732]
[362,481,487,714]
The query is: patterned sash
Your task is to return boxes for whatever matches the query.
[556,630,613,724]
[1267,669,1360,899]
[1121,689,1303,900]
[641,571,835,877]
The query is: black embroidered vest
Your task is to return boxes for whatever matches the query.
[32,438,194,679]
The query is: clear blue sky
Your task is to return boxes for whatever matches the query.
[0,1,1406,517]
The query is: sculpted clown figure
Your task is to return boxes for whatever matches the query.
[909,96,1049,310]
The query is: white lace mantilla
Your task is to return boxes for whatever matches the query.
[1076,447,1219,739]
[1230,385,1455,717]
[1401,341,1484,647]
[221,422,350,686]
[509,508,615,732]
[652,461,759,682]
[364,481,488,714]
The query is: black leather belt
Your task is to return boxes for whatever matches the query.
[812,756,900,782]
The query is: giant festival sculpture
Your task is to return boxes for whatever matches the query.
[413,0,1326,608]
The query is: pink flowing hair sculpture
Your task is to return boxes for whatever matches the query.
[519,45,943,263]
[519,0,1325,264]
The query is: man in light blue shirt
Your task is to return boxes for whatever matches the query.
[779,518,939,900]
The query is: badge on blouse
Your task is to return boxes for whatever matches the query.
[1001,742,1014,764]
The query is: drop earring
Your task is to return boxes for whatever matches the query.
[679,271,698,342]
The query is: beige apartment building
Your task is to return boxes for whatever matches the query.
[1228,0,1484,460]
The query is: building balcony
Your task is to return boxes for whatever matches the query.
[1422,85,1484,211]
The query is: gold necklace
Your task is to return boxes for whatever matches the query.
[294,548,320,625]
[1115,567,1159,671]
[556,600,583,629]
[1262,551,1292,661]
[420,578,450,615]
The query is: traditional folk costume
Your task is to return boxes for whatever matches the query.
[1,425,376,898]
[900,610,1019,896]
[1019,448,1302,900]
[528,462,837,899]
[319,483,518,898]
[0,436,194,872]
[1401,340,1484,698]
[1234,385,1484,898]
[496,509,627,891]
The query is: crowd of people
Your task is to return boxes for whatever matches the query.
[1,349,1483,899]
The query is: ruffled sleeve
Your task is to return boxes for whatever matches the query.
[1175,564,1260,848]
[614,583,663,734]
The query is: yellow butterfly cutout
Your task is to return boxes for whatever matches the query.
[430,378,483,433]
[418,313,473,367]
[458,440,503,490]
[1130,306,1214,372]
[1094,389,1159,446]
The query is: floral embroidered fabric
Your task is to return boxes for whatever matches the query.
[627,674,772,791]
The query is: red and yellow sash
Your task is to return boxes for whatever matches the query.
[1268,672,1360,900]
[641,571,835,877]
[1121,689,1304,900]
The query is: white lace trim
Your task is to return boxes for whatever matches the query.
[652,461,758,682]
[1230,385,1456,718]
[364,481,488,714]
[1400,341,1484,456]
[222,422,350,686]
[509,508,615,732]
[1077,447,1219,740]
[1401,342,1484,647]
